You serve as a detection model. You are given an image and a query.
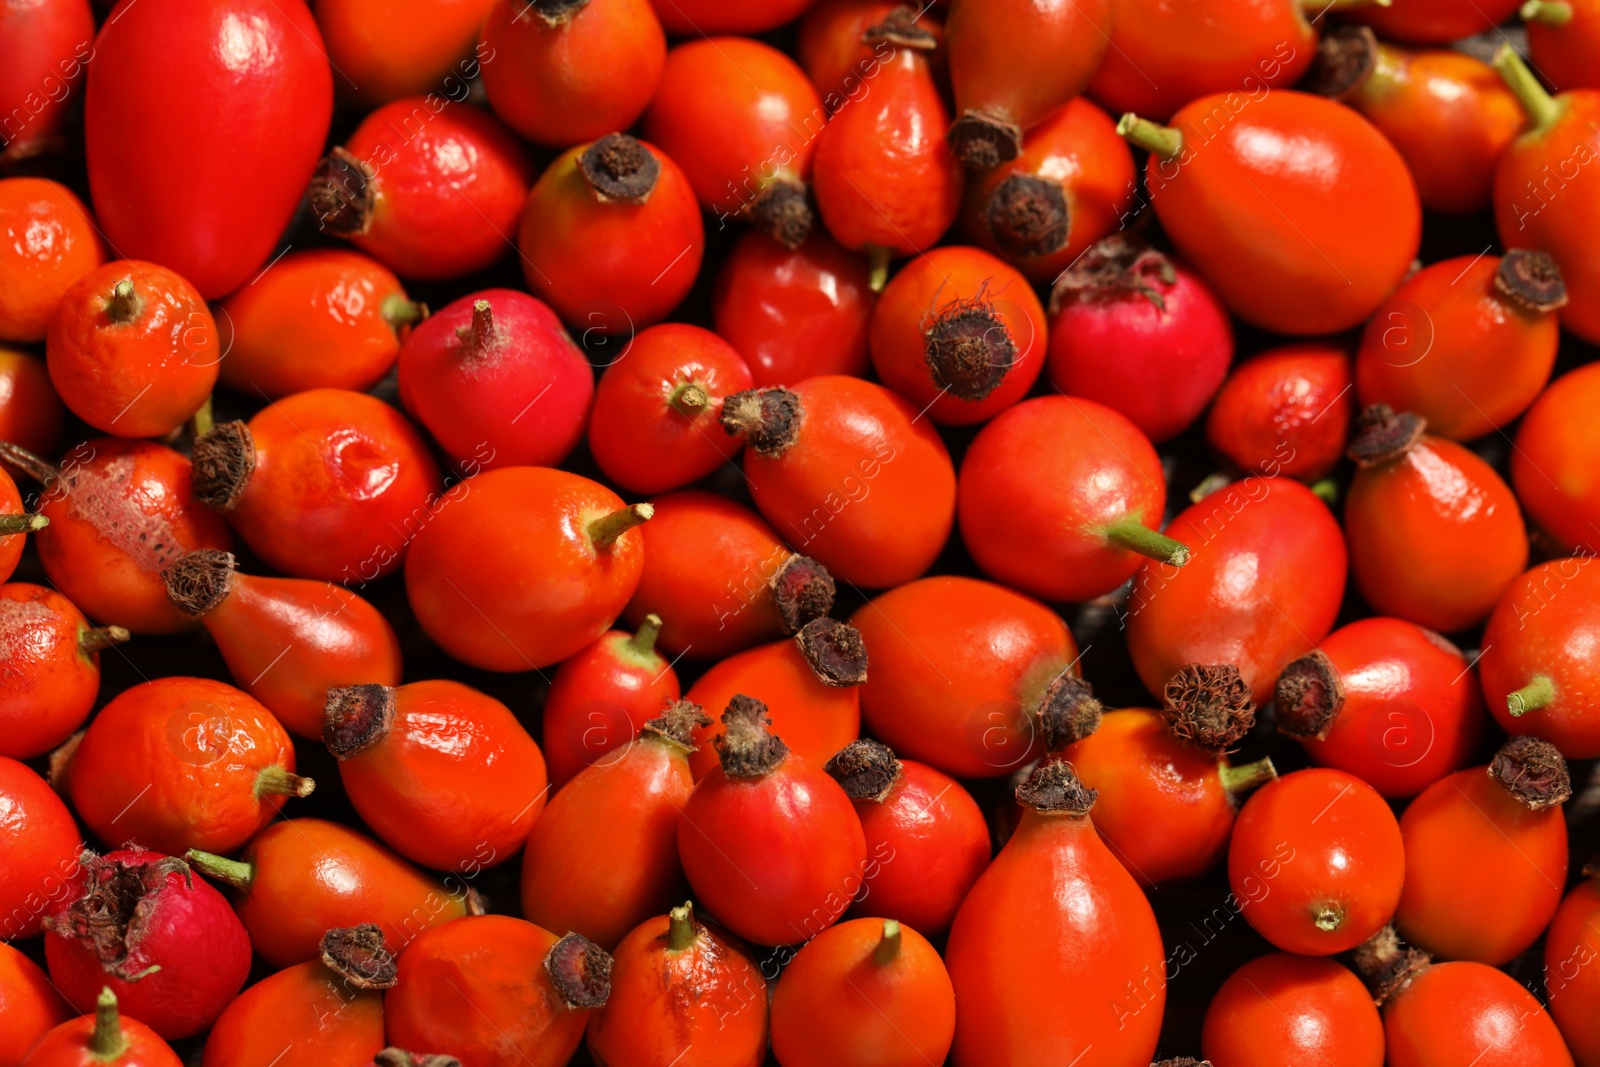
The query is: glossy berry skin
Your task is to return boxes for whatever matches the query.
[771,918,956,1067]
[0,348,65,455]
[1526,0,1600,91]
[945,765,1164,1067]
[21,996,182,1067]
[398,289,593,473]
[1134,91,1420,335]
[644,38,824,241]
[1277,618,1484,798]
[651,0,815,33]
[685,637,862,779]
[1494,69,1600,343]
[1229,769,1404,955]
[1058,709,1267,887]
[84,0,333,299]
[712,230,874,386]
[677,707,867,947]
[216,249,423,398]
[1201,954,1384,1067]
[1350,0,1522,44]
[201,949,386,1067]
[542,624,680,788]
[1396,762,1568,965]
[1513,363,1600,555]
[326,680,548,874]
[1381,960,1575,1067]
[1480,559,1600,759]
[31,439,233,635]
[185,818,476,970]
[1547,874,1600,1066]
[1128,477,1346,705]
[831,750,990,936]
[870,246,1046,426]
[44,849,251,1040]
[1046,239,1233,443]
[317,98,531,281]
[0,1,94,166]
[166,554,403,740]
[1330,40,1523,216]
[960,396,1183,602]
[1345,424,1527,634]
[1090,0,1311,120]
[812,25,962,268]
[1357,255,1560,440]
[621,491,808,661]
[315,0,496,106]
[518,137,704,333]
[64,677,308,857]
[588,324,752,494]
[853,576,1081,778]
[736,376,957,589]
[586,905,768,1067]
[521,719,698,952]
[0,758,80,940]
[1205,342,1353,481]
[0,179,102,343]
[406,467,649,671]
[480,0,665,148]
[387,916,610,1067]
[0,583,120,759]
[960,99,1136,284]
[47,260,218,439]
[201,390,441,583]
[944,0,1111,167]
[0,941,70,1065]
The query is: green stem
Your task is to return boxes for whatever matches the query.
[867,245,891,293]
[872,919,902,966]
[1507,674,1556,717]
[254,764,315,799]
[1116,113,1184,159]
[1522,0,1574,25]
[1495,44,1564,131]
[78,625,130,656]
[381,292,427,329]
[628,613,663,657]
[0,512,47,535]
[1219,756,1277,800]
[588,503,654,551]
[1311,477,1339,504]
[90,988,126,1058]
[183,849,254,890]
[1103,517,1191,567]
[668,381,709,417]
[108,280,139,324]
[666,902,698,951]
[188,395,214,439]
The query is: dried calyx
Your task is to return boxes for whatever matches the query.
[1038,674,1104,751]
[825,739,903,802]
[162,549,237,617]
[324,684,397,760]
[44,851,191,981]
[749,180,814,250]
[581,134,660,204]
[319,924,398,989]
[191,421,258,512]
[923,282,1017,401]
[769,554,837,634]
[1162,664,1256,754]
[1050,233,1178,314]
[1346,404,1426,468]
[1352,924,1432,1006]
[795,617,869,687]
[1308,25,1379,100]
[642,699,712,751]
[309,146,376,236]
[861,6,937,50]
[1495,249,1568,313]
[949,108,1024,169]
[526,0,591,25]
[1153,1060,1214,1067]
[985,173,1070,259]
[1016,759,1098,816]
[1487,735,1571,811]
[720,387,803,457]
[544,932,612,1009]
[1274,650,1345,741]
[375,1053,462,1067]
[714,694,790,778]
